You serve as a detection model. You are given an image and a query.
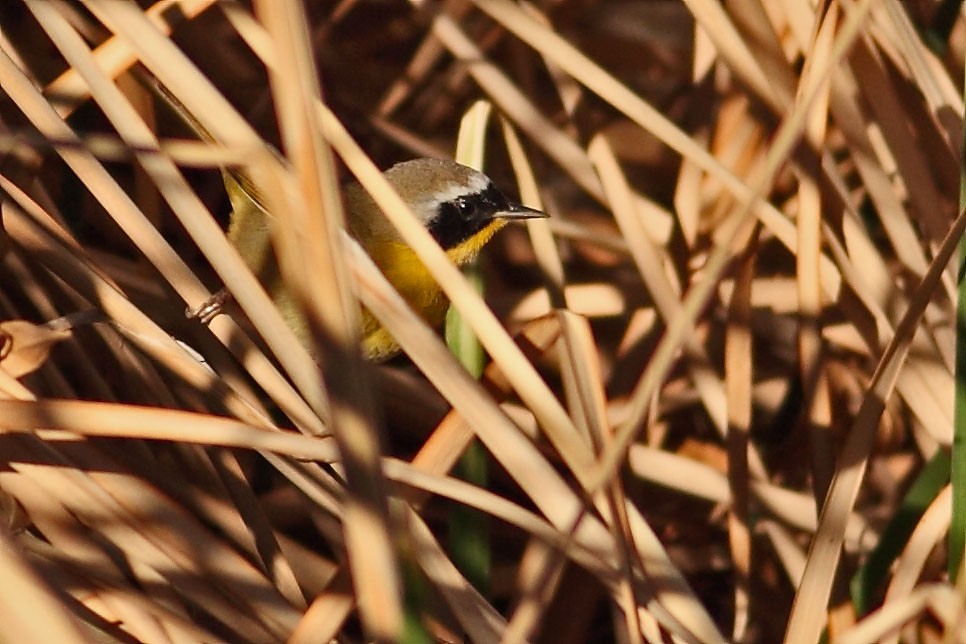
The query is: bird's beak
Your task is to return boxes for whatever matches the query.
[498,202,547,220]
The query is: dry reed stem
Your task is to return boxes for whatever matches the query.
[0,0,961,641]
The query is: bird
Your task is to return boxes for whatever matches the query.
[206,156,546,361]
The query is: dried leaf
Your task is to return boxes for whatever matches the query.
[0,320,71,378]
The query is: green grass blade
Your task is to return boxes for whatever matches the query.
[949,58,966,580]
[851,451,949,612]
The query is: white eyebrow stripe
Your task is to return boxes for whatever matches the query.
[424,173,492,207]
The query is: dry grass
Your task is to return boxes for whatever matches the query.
[0,0,962,642]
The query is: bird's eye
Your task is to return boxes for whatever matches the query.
[455,197,477,218]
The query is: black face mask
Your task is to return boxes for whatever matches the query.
[427,182,545,249]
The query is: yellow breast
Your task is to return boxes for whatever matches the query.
[359,219,507,360]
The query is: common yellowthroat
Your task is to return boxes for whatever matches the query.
[154,79,544,359]
[212,157,546,361]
